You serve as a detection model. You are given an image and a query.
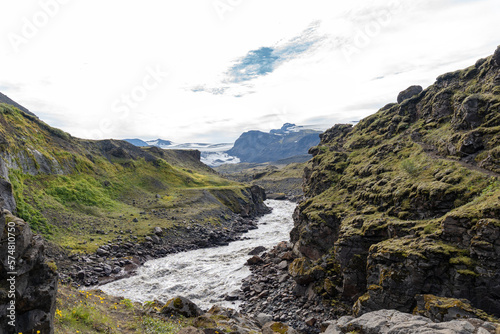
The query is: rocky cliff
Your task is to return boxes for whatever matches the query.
[227,123,321,163]
[0,209,58,334]
[290,46,500,319]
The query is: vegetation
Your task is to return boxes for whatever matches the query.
[0,103,258,253]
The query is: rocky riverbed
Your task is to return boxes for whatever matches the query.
[52,211,264,287]
[239,242,339,334]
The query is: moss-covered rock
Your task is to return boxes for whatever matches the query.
[290,46,500,319]
[160,296,202,318]
[414,294,499,323]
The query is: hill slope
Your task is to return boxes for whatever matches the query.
[289,46,500,318]
[0,103,267,253]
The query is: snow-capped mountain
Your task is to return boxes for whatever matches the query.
[124,139,239,167]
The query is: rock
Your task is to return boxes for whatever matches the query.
[96,248,109,256]
[256,313,273,326]
[154,227,163,236]
[77,270,85,279]
[0,178,16,214]
[305,317,317,326]
[176,326,204,334]
[414,294,496,323]
[266,193,287,200]
[397,85,423,103]
[0,210,58,334]
[161,296,202,318]
[280,251,294,261]
[262,322,299,334]
[225,290,240,301]
[277,260,289,270]
[192,316,217,328]
[493,45,500,67]
[288,258,317,285]
[246,255,264,265]
[132,218,139,223]
[248,246,267,255]
[328,309,499,334]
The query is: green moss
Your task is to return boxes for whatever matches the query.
[173,297,183,309]
[270,322,289,334]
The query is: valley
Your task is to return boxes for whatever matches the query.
[1,46,500,334]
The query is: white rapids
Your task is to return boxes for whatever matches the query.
[100,200,296,309]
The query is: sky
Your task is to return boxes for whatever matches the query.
[0,0,499,143]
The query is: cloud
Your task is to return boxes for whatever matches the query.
[191,22,324,95]
[227,22,323,84]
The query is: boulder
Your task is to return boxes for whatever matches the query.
[246,255,264,265]
[161,296,203,318]
[248,246,267,256]
[154,227,163,236]
[414,294,498,323]
[256,313,273,326]
[397,85,423,103]
[262,322,299,334]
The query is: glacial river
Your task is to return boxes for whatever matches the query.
[100,200,296,310]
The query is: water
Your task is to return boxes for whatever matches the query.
[100,200,296,310]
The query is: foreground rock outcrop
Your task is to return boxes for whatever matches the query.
[0,209,58,334]
[290,46,500,319]
[325,309,499,334]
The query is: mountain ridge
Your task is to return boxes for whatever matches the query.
[287,45,500,319]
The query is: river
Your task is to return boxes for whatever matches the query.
[100,199,296,310]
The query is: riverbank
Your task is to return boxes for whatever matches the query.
[239,242,342,334]
[51,209,268,288]
[98,200,297,310]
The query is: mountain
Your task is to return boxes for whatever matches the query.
[146,138,174,147]
[226,123,322,163]
[124,138,149,147]
[288,46,500,319]
[0,91,37,117]
[124,124,321,167]
[0,99,268,245]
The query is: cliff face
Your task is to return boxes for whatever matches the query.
[290,46,500,317]
[227,124,321,163]
[0,210,58,334]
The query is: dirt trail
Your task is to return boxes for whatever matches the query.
[416,141,500,178]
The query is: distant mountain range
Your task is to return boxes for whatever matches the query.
[125,123,321,166]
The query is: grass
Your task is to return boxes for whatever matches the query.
[1,103,259,252]
[141,317,183,334]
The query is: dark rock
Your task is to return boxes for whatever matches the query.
[305,317,317,326]
[248,246,267,256]
[0,210,58,334]
[397,85,423,103]
[154,227,163,235]
[160,296,202,318]
[96,248,109,257]
[246,255,264,265]
[132,218,139,223]
[493,45,500,67]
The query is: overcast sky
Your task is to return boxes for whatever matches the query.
[0,0,499,143]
